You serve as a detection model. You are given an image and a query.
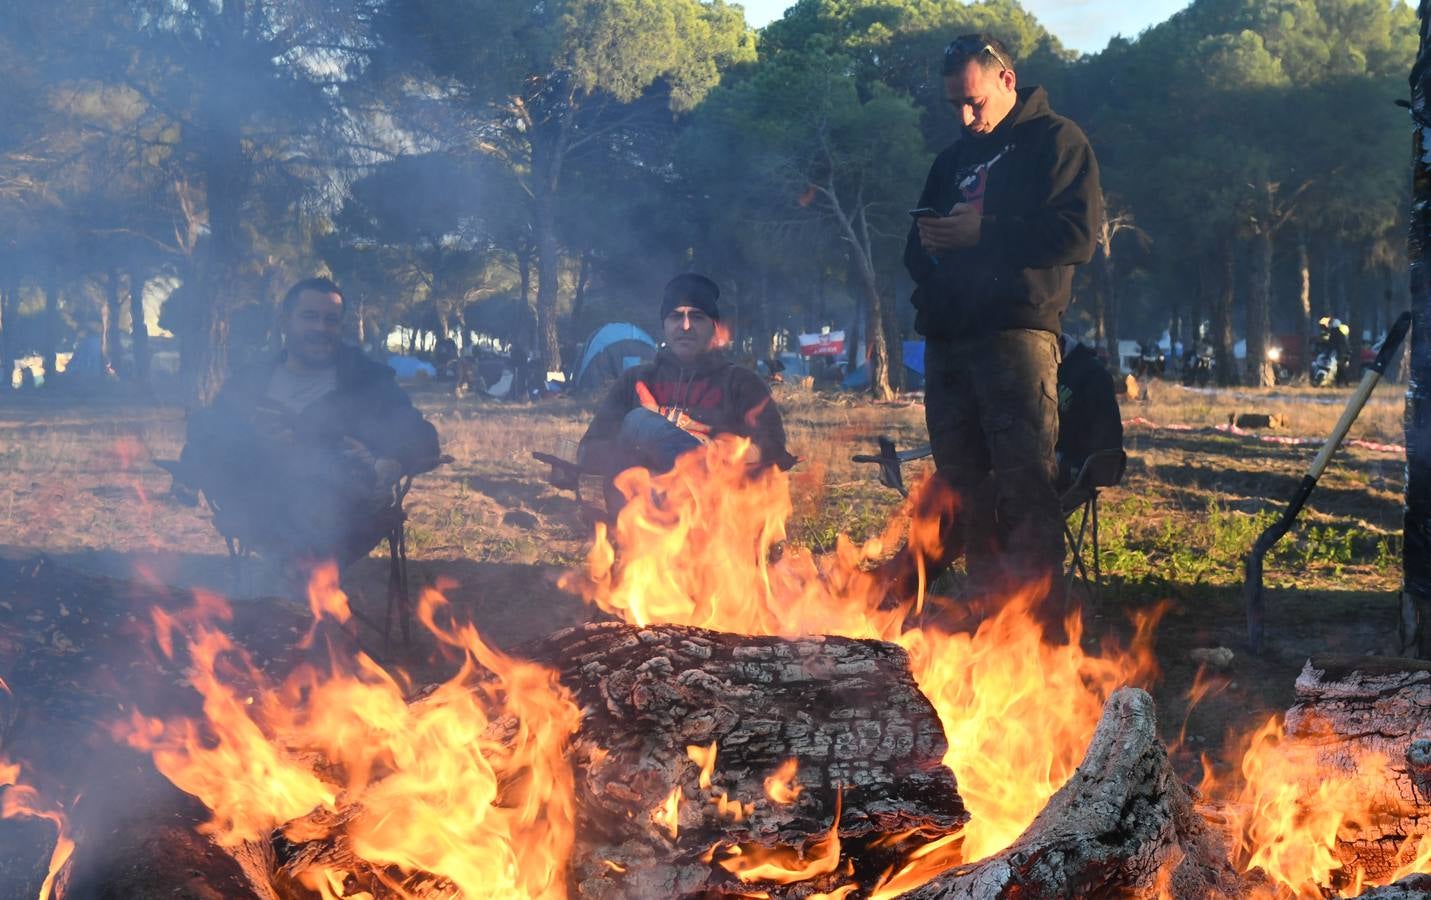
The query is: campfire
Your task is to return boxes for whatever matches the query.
[5,436,1431,898]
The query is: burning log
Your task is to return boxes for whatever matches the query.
[245,622,965,899]
[896,688,1239,899]
[1275,656,1431,883]
[525,622,970,898]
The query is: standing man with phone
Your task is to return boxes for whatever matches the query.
[903,34,1102,609]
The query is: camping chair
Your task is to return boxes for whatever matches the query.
[852,438,1127,596]
[1058,449,1127,599]
[156,454,452,654]
[531,450,612,525]
[850,436,933,497]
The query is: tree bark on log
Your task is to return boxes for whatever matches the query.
[526,622,969,898]
[898,688,1240,900]
[1281,657,1431,882]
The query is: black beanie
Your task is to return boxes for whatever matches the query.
[661,273,721,321]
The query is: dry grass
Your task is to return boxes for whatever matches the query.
[0,378,1402,589]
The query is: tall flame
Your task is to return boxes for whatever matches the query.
[0,758,74,900]
[118,574,581,898]
[564,436,1160,888]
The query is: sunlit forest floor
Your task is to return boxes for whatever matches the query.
[0,375,1411,868]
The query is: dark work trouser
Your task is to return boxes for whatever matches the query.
[923,329,1064,598]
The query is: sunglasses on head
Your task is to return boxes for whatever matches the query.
[944,37,1010,71]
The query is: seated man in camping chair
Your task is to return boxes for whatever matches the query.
[574,274,796,511]
[171,277,442,576]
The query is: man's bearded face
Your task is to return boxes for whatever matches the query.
[283,289,343,368]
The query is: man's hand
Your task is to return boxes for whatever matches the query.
[917,203,982,253]
[635,379,712,440]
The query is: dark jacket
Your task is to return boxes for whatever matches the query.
[904,86,1102,340]
[578,348,795,472]
[183,345,440,477]
[1056,342,1122,488]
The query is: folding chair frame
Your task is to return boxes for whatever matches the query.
[852,438,1126,597]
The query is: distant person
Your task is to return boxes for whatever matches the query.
[174,277,441,569]
[903,33,1102,598]
[578,274,795,481]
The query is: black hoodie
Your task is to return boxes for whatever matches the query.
[903,86,1102,340]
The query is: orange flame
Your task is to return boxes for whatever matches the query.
[1210,714,1404,897]
[719,789,843,884]
[763,759,803,805]
[686,742,752,820]
[656,784,682,839]
[688,741,717,790]
[0,758,74,900]
[564,436,1160,890]
[118,574,581,898]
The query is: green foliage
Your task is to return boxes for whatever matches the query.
[1094,494,1400,589]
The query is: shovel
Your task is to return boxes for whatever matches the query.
[1245,310,1412,652]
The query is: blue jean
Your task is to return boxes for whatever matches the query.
[617,407,702,474]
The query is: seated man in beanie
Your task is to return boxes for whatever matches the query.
[578,274,795,482]
[174,277,441,569]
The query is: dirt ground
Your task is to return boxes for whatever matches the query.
[0,375,1412,894]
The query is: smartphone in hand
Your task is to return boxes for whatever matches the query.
[909,207,940,219]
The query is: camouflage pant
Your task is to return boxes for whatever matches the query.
[924,329,1063,593]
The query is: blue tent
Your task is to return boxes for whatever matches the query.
[573,322,658,393]
[387,355,438,381]
[841,341,926,390]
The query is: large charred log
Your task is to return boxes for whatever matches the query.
[529,622,970,898]
[1280,656,1431,883]
[899,688,1240,900]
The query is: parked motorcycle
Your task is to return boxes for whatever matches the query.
[1266,343,1292,385]
[1182,344,1214,387]
[1309,342,1339,388]
[1131,341,1166,379]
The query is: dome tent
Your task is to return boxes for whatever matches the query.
[573,323,658,394]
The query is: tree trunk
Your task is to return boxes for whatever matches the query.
[859,265,893,400]
[1092,258,1107,351]
[1280,658,1431,882]
[1214,238,1238,386]
[1349,256,1370,381]
[1185,269,1203,364]
[883,276,905,393]
[1247,227,1274,387]
[830,199,892,401]
[1297,232,1313,377]
[901,688,1239,899]
[42,277,59,382]
[1102,248,1119,370]
[0,277,14,391]
[128,269,150,385]
[104,267,124,376]
[533,192,563,374]
[191,134,244,406]
[1405,10,1431,650]
[572,249,591,327]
